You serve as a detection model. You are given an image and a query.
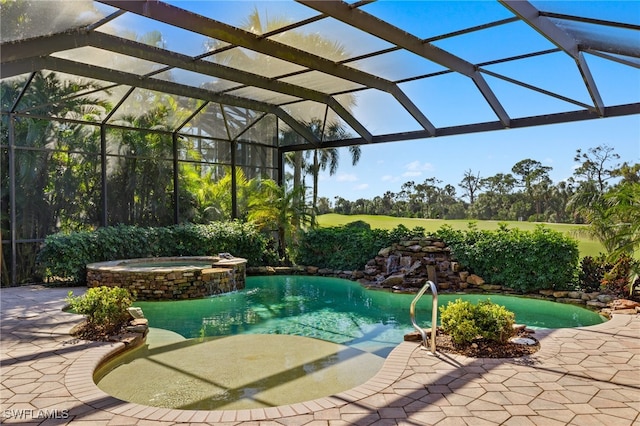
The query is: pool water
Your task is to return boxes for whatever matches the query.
[97,275,606,410]
[135,275,605,356]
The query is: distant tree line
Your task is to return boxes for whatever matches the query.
[320,145,638,225]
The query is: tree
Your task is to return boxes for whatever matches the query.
[459,169,483,204]
[304,119,359,220]
[1,72,110,284]
[0,0,100,42]
[207,8,359,216]
[481,173,517,195]
[545,180,575,223]
[511,159,552,219]
[512,159,552,193]
[247,180,313,262]
[574,144,621,193]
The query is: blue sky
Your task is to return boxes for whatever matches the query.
[99,1,640,202]
[316,115,640,202]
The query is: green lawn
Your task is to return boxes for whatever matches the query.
[317,214,605,259]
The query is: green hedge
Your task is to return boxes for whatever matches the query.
[36,221,273,284]
[296,221,422,270]
[435,223,579,292]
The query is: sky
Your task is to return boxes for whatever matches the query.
[93,0,640,203]
[315,115,640,202]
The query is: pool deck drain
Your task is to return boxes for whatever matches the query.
[1,285,639,425]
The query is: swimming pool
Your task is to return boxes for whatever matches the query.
[135,275,605,351]
[96,275,606,409]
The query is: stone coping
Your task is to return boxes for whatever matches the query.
[87,256,246,271]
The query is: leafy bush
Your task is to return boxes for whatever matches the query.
[578,253,638,296]
[37,221,274,284]
[438,299,479,346]
[435,223,579,292]
[439,299,515,346]
[66,286,134,335]
[578,255,609,292]
[474,300,515,344]
[296,223,421,270]
[602,254,638,297]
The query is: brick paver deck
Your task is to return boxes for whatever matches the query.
[1,285,638,425]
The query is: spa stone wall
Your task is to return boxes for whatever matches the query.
[87,258,246,301]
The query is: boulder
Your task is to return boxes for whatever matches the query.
[467,274,485,286]
[404,328,435,341]
[381,274,405,287]
[481,284,502,291]
[587,300,607,308]
[128,307,145,319]
[611,299,640,310]
[597,294,615,303]
[378,247,392,257]
[567,291,583,299]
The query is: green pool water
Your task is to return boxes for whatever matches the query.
[97,275,606,410]
[135,275,606,356]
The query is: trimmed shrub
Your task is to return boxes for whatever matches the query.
[439,298,515,347]
[296,223,421,270]
[66,286,134,335]
[435,223,579,292]
[474,300,515,344]
[438,299,479,346]
[37,221,274,284]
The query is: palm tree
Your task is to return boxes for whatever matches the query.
[206,8,360,215]
[247,179,313,262]
[304,119,361,221]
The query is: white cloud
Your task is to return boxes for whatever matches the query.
[354,183,369,190]
[336,173,358,182]
[402,171,422,177]
[405,161,434,172]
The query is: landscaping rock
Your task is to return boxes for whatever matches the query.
[587,300,607,308]
[481,284,502,291]
[611,299,640,310]
[597,294,615,303]
[382,274,405,287]
[128,307,145,319]
[467,274,485,286]
[568,291,582,299]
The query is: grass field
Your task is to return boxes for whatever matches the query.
[317,214,605,259]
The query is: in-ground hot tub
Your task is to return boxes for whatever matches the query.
[86,255,246,300]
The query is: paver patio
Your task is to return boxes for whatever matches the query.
[1,285,638,425]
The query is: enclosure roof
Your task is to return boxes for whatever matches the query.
[1,0,639,150]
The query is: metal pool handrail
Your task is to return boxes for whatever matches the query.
[410,280,438,354]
